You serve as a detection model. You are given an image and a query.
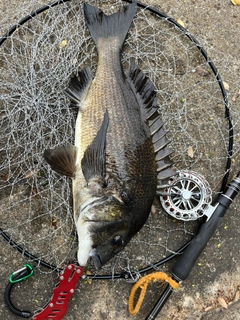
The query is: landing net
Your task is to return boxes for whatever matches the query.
[0,0,239,280]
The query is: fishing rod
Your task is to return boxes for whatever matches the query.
[146,172,240,319]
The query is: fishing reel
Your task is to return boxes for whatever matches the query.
[159,170,212,221]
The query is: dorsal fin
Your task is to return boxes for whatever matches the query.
[127,63,176,184]
[81,109,109,183]
[64,66,92,108]
[127,63,158,112]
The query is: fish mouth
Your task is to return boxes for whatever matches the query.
[89,248,102,271]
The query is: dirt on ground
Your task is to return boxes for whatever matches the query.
[0,1,240,320]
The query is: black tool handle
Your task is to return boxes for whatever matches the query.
[172,172,240,281]
[145,284,174,320]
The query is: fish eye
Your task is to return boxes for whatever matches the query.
[112,235,124,247]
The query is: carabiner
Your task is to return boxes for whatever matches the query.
[9,264,34,283]
[4,263,84,319]
[4,264,34,318]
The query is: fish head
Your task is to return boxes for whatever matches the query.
[89,218,131,270]
[76,195,132,270]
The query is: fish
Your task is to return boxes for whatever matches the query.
[43,2,175,270]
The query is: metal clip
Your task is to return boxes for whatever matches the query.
[4,264,83,319]
[120,271,141,283]
[9,264,34,283]
[4,264,34,318]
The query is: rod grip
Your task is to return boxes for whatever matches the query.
[172,172,240,281]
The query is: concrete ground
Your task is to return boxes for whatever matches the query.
[0,1,240,319]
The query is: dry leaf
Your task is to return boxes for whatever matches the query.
[233,290,240,302]
[218,297,228,309]
[25,170,38,178]
[30,188,41,199]
[1,173,9,181]
[177,19,185,28]
[60,39,67,48]
[72,58,77,66]
[223,81,230,91]
[231,0,240,5]
[204,306,214,312]
[85,270,92,275]
[85,279,92,285]
[151,205,156,214]
[232,96,236,102]
[188,146,194,158]
[195,65,209,76]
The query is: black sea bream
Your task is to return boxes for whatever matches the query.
[44,2,175,270]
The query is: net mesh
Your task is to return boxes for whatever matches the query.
[0,0,239,280]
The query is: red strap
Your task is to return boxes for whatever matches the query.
[33,264,84,319]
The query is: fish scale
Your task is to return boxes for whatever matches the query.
[80,48,144,179]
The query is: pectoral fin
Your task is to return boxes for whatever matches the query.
[43,144,77,177]
[81,109,109,183]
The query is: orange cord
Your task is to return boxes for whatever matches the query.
[128,272,179,316]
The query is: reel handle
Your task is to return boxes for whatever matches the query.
[172,172,240,281]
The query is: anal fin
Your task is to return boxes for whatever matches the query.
[156,147,174,161]
[157,168,176,181]
[43,144,77,177]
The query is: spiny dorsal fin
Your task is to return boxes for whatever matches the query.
[64,66,92,108]
[127,63,176,184]
[43,144,77,177]
[81,109,109,183]
[127,63,158,112]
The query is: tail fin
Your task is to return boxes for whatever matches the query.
[83,3,136,49]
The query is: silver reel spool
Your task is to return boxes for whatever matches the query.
[159,170,212,221]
